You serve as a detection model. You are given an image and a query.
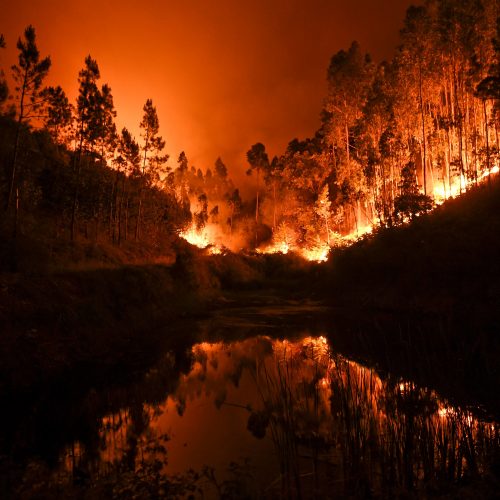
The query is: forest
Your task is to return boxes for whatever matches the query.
[1,1,500,497]
[1,0,499,265]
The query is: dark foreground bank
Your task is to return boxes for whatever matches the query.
[1,177,499,417]
[321,176,500,416]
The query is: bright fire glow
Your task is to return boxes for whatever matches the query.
[257,224,372,263]
[179,226,210,248]
[342,224,373,242]
[434,166,499,204]
[257,242,330,262]
[298,245,330,262]
[179,165,498,264]
[179,223,225,255]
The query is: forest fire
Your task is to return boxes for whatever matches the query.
[2,2,500,499]
[256,241,331,263]
[298,246,330,263]
[2,12,499,264]
[433,166,500,204]
[179,224,225,255]
[179,226,210,248]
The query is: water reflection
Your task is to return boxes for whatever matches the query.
[7,335,500,498]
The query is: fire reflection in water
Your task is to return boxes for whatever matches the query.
[58,336,498,498]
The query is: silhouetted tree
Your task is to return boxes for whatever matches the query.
[315,184,332,245]
[246,142,269,224]
[0,34,8,109]
[226,188,241,235]
[42,85,73,145]
[214,156,228,179]
[6,25,51,223]
[394,161,433,222]
[136,98,168,240]
[194,193,208,230]
[71,55,100,241]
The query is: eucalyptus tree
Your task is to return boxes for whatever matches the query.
[213,157,229,199]
[174,150,188,194]
[194,193,208,230]
[314,184,332,245]
[264,155,284,232]
[225,188,241,235]
[6,25,51,215]
[399,5,442,195]
[172,151,190,216]
[324,41,374,167]
[246,142,269,224]
[214,156,228,179]
[476,13,500,177]
[203,157,233,204]
[323,41,374,230]
[436,0,490,188]
[355,61,399,225]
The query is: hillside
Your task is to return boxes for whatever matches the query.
[322,176,500,415]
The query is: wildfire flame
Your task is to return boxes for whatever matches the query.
[434,166,500,204]
[178,165,498,263]
[298,246,330,263]
[179,224,224,255]
[179,227,210,248]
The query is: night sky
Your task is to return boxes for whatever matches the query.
[1,0,416,182]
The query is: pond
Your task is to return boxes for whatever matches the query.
[1,317,498,498]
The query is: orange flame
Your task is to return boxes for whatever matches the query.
[179,223,224,255]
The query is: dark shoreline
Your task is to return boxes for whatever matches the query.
[1,178,499,419]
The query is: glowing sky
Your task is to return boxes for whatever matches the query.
[1,0,415,181]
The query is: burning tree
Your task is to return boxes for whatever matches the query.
[314,185,332,246]
[394,162,433,222]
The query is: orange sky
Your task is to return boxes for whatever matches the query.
[1,0,415,184]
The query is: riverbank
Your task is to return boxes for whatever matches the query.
[0,236,320,399]
[321,176,500,416]
[1,177,499,417]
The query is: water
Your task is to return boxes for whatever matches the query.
[1,326,499,498]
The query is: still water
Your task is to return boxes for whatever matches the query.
[3,330,499,498]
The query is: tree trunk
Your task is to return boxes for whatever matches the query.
[418,61,427,195]
[125,196,129,241]
[483,99,491,184]
[381,161,387,224]
[254,168,260,247]
[6,69,28,213]
[345,117,350,164]
[6,123,22,213]
[273,182,277,232]
[70,143,84,242]
[255,168,260,223]
[135,191,142,242]
[452,63,465,192]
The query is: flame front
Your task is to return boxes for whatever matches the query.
[179,223,224,255]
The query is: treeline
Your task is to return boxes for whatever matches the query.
[0,27,244,254]
[248,0,500,246]
[1,0,499,258]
